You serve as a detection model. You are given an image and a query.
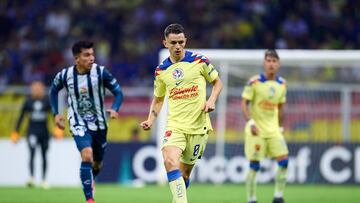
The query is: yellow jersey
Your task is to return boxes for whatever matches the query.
[242,74,286,137]
[154,51,219,134]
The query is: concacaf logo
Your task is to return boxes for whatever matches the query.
[172,68,184,80]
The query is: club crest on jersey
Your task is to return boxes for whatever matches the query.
[268,86,276,99]
[172,68,184,80]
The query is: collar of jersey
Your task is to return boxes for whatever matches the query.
[260,73,283,84]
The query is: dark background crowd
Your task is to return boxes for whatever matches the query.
[0,0,359,87]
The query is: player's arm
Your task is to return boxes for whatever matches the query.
[241,98,251,122]
[103,68,123,119]
[278,103,284,126]
[241,79,259,135]
[204,76,223,112]
[49,71,65,129]
[241,98,259,136]
[140,96,164,130]
[11,100,28,143]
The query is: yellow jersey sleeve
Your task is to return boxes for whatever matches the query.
[242,84,254,101]
[154,68,166,97]
[200,60,218,83]
[280,85,287,103]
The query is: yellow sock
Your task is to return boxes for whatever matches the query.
[169,178,187,203]
[246,169,257,202]
[167,169,187,203]
[274,167,287,198]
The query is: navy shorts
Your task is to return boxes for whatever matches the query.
[73,129,107,162]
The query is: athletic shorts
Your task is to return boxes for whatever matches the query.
[244,124,288,161]
[162,130,209,165]
[73,128,107,162]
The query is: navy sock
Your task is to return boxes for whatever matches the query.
[80,162,93,200]
[185,179,190,189]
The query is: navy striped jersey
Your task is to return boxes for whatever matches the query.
[49,64,123,135]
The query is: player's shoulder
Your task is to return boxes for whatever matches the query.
[154,57,172,78]
[247,74,262,86]
[275,76,287,85]
[182,51,210,65]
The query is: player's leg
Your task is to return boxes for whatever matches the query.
[268,136,289,203]
[39,135,50,189]
[74,130,95,202]
[26,134,36,187]
[179,163,193,189]
[91,129,107,178]
[244,126,266,203]
[179,133,209,189]
[162,130,187,203]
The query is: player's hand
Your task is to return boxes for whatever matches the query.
[55,114,65,130]
[203,99,216,113]
[10,131,20,144]
[250,124,259,136]
[140,120,153,131]
[106,109,119,119]
[52,126,64,139]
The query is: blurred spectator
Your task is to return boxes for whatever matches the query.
[0,0,359,87]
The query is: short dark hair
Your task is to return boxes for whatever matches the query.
[164,23,185,38]
[264,49,279,59]
[72,40,94,56]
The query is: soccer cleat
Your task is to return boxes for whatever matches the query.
[86,198,95,203]
[273,197,284,203]
[26,177,35,188]
[41,181,50,189]
[248,201,257,203]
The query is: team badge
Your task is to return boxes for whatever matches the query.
[172,68,184,80]
[268,86,276,99]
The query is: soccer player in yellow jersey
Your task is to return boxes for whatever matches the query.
[140,23,222,203]
[241,50,288,203]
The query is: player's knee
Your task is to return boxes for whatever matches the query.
[249,161,260,172]
[80,148,93,162]
[164,157,179,170]
[277,158,288,169]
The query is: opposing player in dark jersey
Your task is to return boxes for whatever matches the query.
[12,81,52,189]
[49,40,123,203]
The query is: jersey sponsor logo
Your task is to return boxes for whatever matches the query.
[258,100,277,110]
[83,113,97,122]
[172,68,184,80]
[169,85,199,100]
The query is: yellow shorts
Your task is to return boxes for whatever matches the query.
[162,130,209,165]
[244,125,288,161]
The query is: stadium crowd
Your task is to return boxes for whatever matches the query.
[0,0,359,87]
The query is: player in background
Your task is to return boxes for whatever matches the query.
[11,81,56,189]
[241,49,289,203]
[140,23,223,203]
[49,40,123,203]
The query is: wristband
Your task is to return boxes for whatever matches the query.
[248,119,255,126]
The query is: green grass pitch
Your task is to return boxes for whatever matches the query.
[0,184,359,203]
